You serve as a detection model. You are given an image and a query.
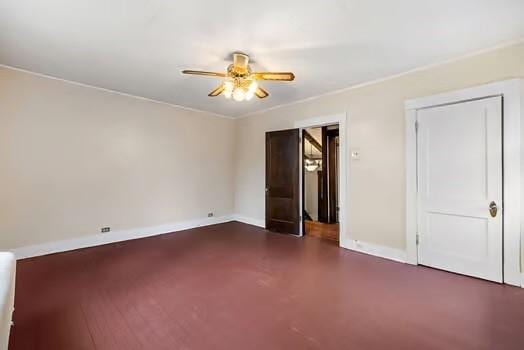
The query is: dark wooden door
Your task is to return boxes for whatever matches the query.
[318,127,329,223]
[327,129,339,223]
[265,129,300,235]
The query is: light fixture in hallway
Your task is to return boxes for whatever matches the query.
[304,138,320,171]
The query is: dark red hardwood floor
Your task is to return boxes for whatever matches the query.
[9,221,524,349]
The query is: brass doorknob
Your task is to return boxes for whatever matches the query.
[489,201,498,218]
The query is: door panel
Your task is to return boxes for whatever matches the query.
[327,129,339,223]
[318,127,329,223]
[417,96,502,282]
[266,129,300,234]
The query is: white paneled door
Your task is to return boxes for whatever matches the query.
[417,96,503,282]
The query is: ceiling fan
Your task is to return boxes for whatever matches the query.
[182,53,295,102]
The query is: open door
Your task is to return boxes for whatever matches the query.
[327,128,339,223]
[318,126,328,223]
[265,129,300,235]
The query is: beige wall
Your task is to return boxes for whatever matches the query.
[1,42,523,259]
[234,43,524,252]
[304,170,319,221]
[0,68,235,249]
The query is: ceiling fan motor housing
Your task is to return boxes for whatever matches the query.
[229,53,251,77]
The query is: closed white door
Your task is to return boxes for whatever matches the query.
[417,96,503,282]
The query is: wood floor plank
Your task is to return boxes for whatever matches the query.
[9,222,524,350]
[305,220,339,242]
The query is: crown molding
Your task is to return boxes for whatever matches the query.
[2,38,523,120]
[238,38,524,119]
[0,63,235,120]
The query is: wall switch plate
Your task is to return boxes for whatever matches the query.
[101,227,110,233]
[207,212,214,217]
[351,149,361,160]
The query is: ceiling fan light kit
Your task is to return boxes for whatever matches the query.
[182,53,295,102]
[223,76,258,101]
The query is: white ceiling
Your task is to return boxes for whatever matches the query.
[1,1,523,118]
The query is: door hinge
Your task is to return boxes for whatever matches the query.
[415,120,419,132]
[416,233,420,245]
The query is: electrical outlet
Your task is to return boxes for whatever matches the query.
[101,227,110,233]
[207,212,214,217]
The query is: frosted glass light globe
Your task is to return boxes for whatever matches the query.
[233,88,245,102]
[248,80,258,93]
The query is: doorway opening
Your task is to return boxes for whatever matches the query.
[265,113,347,245]
[302,125,340,242]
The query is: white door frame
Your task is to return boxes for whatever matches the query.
[405,79,523,287]
[294,113,348,246]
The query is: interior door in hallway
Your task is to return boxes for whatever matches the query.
[416,96,503,282]
[265,129,300,235]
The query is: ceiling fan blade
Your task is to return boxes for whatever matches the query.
[208,83,225,97]
[255,86,269,99]
[182,70,226,78]
[252,72,295,81]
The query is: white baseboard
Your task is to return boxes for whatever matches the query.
[9,213,410,267]
[230,216,408,264]
[341,238,407,263]
[231,214,265,228]
[11,215,234,260]
[521,273,524,288]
